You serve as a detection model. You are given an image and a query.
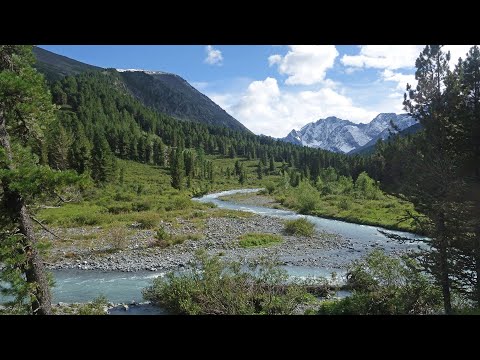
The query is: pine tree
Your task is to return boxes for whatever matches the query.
[91,129,116,183]
[257,161,263,179]
[269,156,275,173]
[234,160,241,176]
[402,45,459,314]
[0,45,79,314]
[170,148,184,190]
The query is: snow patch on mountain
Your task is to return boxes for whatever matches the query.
[116,69,170,75]
[281,113,417,153]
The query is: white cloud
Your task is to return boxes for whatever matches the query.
[191,81,209,91]
[341,45,424,70]
[268,45,339,85]
[381,69,417,91]
[444,45,476,68]
[210,77,377,137]
[342,45,477,71]
[204,45,223,66]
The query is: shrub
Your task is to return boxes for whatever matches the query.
[354,171,383,200]
[132,200,152,212]
[295,181,321,214]
[106,203,132,214]
[338,198,351,210]
[113,191,133,202]
[265,181,276,195]
[238,233,283,248]
[72,213,101,226]
[155,226,169,240]
[165,196,191,211]
[143,251,312,315]
[77,295,109,315]
[134,213,159,229]
[109,227,129,250]
[284,217,315,237]
[318,250,443,315]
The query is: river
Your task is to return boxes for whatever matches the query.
[3,188,427,314]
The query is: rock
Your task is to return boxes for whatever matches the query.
[122,304,129,311]
[130,300,137,306]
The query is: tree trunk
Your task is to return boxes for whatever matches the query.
[437,213,452,314]
[0,112,52,315]
[475,229,480,308]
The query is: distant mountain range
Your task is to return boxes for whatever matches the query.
[33,47,250,133]
[282,113,418,154]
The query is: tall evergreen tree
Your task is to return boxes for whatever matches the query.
[91,129,116,184]
[170,148,185,190]
[0,45,79,314]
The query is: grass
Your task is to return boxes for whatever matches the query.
[284,218,315,237]
[238,233,283,248]
[278,192,419,233]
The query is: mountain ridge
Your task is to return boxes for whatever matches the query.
[282,113,417,153]
[33,47,250,133]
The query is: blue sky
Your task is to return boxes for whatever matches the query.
[39,45,474,137]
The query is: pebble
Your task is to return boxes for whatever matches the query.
[44,213,373,272]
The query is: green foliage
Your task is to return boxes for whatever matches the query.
[284,217,315,237]
[0,45,84,314]
[354,171,382,200]
[292,181,321,214]
[170,148,184,190]
[265,181,276,194]
[143,251,311,315]
[238,233,283,248]
[318,251,443,315]
[77,295,108,315]
[91,129,117,184]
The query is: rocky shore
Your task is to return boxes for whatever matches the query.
[42,214,350,273]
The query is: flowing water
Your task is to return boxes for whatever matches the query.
[3,189,427,314]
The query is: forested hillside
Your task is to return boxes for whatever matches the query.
[34,47,249,132]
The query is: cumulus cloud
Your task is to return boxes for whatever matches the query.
[444,45,477,67]
[341,45,424,70]
[268,45,339,85]
[210,77,377,137]
[204,45,223,65]
[381,69,417,91]
[342,45,476,71]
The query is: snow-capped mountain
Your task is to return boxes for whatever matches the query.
[281,113,417,153]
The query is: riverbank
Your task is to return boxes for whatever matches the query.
[219,191,419,233]
[41,214,348,272]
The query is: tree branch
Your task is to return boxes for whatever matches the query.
[31,216,63,240]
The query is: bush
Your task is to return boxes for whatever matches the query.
[143,251,312,315]
[318,250,443,315]
[338,198,351,210]
[238,233,283,248]
[165,196,191,211]
[354,171,383,200]
[106,203,131,214]
[77,295,109,315]
[132,200,152,212]
[109,227,129,250]
[284,217,315,237]
[155,226,169,240]
[295,181,321,214]
[265,181,276,195]
[113,191,133,202]
[133,213,159,229]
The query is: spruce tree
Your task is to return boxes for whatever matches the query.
[171,148,184,190]
[91,129,116,184]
